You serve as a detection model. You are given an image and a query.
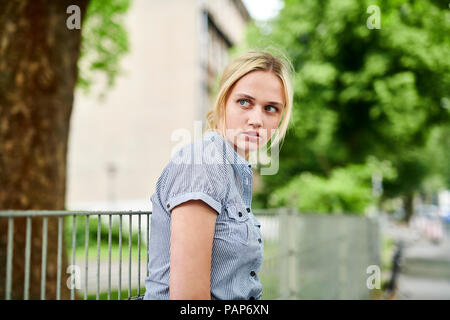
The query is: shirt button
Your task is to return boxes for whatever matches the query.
[258,238,262,243]
[246,208,250,212]
[167,203,170,208]
[238,212,242,217]
[250,271,256,277]
[248,164,251,168]
[249,296,255,300]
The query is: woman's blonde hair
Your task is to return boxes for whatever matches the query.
[205,50,294,150]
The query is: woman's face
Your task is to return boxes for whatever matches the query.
[223,70,285,160]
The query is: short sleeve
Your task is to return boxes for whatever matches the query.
[162,145,228,215]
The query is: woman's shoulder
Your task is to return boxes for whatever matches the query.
[168,132,230,169]
[153,133,233,210]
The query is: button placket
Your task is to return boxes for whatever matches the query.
[248,211,263,247]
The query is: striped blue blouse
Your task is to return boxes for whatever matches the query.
[144,130,264,300]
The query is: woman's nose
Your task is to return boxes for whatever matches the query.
[248,106,263,127]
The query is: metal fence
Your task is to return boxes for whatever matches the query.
[0,210,150,300]
[0,208,380,300]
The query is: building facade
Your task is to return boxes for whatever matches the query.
[66,0,250,210]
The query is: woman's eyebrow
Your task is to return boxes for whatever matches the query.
[236,93,283,107]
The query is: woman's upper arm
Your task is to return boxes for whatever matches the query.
[169,199,218,300]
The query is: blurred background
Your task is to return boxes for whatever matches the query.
[0,0,449,300]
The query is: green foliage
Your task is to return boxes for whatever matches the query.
[65,215,140,250]
[417,125,450,194]
[269,156,396,214]
[77,0,131,98]
[241,0,450,213]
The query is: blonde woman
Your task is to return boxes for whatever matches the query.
[144,50,294,300]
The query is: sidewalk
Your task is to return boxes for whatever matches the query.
[75,260,148,297]
[396,237,450,299]
[380,216,450,299]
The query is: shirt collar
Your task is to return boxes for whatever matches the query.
[204,130,253,174]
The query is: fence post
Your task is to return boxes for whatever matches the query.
[287,207,298,299]
[278,207,297,299]
[278,208,288,299]
[338,216,348,299]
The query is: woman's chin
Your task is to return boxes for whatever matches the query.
[237,141,262,154]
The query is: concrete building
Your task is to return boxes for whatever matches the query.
[66,0,251,210]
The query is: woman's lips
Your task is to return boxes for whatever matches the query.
[243,132,261,142]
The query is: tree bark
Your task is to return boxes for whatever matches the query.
[403,193,415,224]
[0,0,89,299]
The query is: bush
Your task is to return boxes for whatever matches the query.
[269,156,396,214]
[65,215,141,249]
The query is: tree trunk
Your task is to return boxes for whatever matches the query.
[402,193,415,224]
[0,0,89,299]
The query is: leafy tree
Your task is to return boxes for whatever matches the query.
[239,0,450,219]
[0,0,129,299]
[269,156,397,214]
[405,125,450,204]
[78,0,130,96]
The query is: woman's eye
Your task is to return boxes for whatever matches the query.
[266,105,278,113]
[238,99,250,107]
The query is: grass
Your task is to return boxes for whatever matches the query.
[370,234,396,299]
[87,289,143,300]
[69,242,147,262]
[381,235,396,270]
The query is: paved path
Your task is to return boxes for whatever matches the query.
[74,260,148,297]
[397,237,450,299]
[382,219,450,300]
